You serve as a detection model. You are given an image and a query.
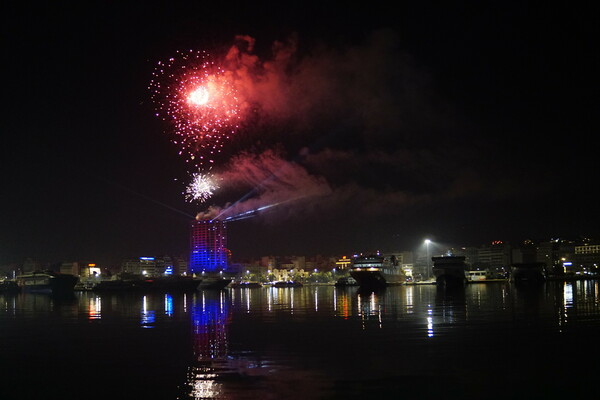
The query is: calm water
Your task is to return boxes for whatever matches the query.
[2,280,600,400]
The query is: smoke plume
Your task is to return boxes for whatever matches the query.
[197,31,492,222]
[195,148,332,220]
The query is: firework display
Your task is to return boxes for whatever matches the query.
[185,172,219,203]
[149,50,243,202]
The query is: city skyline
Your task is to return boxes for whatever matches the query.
[3,232,596,271]
[3,2,597,266]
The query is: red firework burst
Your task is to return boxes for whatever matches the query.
[149,50,243,169]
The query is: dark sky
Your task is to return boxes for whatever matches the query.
[2,2,597,266]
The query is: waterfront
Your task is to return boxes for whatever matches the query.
[1,280,599,399]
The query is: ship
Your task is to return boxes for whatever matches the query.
[510,262,547,283]
[139,275,202,292]
[466,270,487,282]
[431,256,468,286]
[273,281,303,288]
[15,271,78,295]
[229,281,263,288]
[349,255,405,288]
[197,274,232,290]
[91,279,136,292]
[91,275,201,292]
[0,280,21,294]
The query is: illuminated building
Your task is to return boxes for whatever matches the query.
[574,243,600,269]
[190,219,228,274]
[59,262,79,276]
[335,256,351,270]
[121,257,162,276]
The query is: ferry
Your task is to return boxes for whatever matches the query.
[432,256,468,286]
[510,263,547,283]
[15,271,78,295]
[229,281,263,288]
[140,275,201,292]
[91,275,201,292]
[466,270,487,282]
[91,279,136,292]
[349,255,404,288]
[0,280,21,294]
[197,275,232,290]
[273,281,303,288]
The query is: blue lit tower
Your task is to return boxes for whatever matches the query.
[190,218,228,274]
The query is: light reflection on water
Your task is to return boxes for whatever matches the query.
[1,280,600,399]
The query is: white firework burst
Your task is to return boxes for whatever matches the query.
[185,173,219,202]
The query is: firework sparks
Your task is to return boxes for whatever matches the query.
[185,172,219,203]
[149,49,243,170]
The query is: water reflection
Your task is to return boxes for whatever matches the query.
[356,290,382,329]
[181,291,229,399]
[333,287,356,319]
[141,295,156,328]
[165,293,174,316]
[88,295,101,320]
[434,284,467,328]
[2,281,600,399]
[179,290,274,400]
[405,285,414,314]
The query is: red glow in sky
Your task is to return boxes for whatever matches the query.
[149,50,243,170]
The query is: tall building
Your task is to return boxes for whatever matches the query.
[190,219,228,274]
[478,241,512,270]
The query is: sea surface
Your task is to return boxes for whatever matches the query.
[1,280,599,400]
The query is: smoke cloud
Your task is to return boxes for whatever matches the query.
[197,31,508,223]
[195,148,331,220]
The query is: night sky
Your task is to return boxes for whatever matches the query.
[2,2,597,266]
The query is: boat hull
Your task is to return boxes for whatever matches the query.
[349,255,405,288]
[273,281,303,288]
[198,277,232,290]
[140,276,201,292]
[349,270,404,288]
[92,277,201,292]
[16,272,78,295]
[229,282,263,288]
[432,256,468,287]
[510,263,547,283]
[0,280,21,294]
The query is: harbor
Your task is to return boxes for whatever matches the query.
[2,279,599,399]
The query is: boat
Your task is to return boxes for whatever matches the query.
[510,263,547,283]
[91,275,201,292]
[197,275,232,290]
[229,281,263,288]
[466,270,487,282]
[432,256,468,286]
[273,281,303,288]
[334,276,359,287]
[349,255,404,288]
[14,271,78,295]
[139,276,201,292]
[74,280,98,291]
[0,280,21,294]
[91,279,137,292]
